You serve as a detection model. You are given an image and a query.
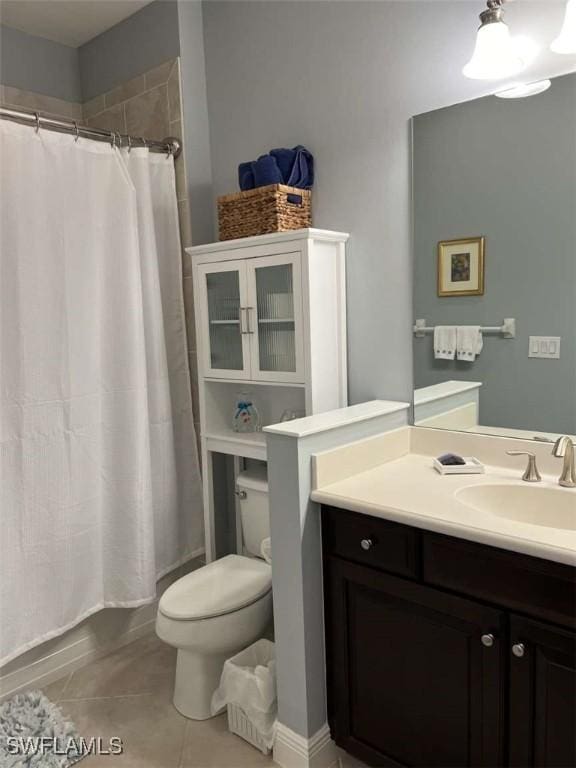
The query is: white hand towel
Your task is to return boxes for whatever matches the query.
[457,326,483,361]
[434,326,457,360]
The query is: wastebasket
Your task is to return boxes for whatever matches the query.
[211,639,276,754]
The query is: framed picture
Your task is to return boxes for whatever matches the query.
[437,237,485,296]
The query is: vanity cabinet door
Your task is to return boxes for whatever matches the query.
[508,615,576,768]
[326,557,505,768]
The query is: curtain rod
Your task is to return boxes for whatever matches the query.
[0,106,182,159]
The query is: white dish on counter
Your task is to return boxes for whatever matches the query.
[433,456,484,474]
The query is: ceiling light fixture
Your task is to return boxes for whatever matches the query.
[495,79,552,98]
[551,0,576,54]
[463,0,538,80]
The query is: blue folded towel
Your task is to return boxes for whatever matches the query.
[269,148,296,184]
[238,145,314,191]
[271,145,314,189]
[238,161,255,191]
[252,154,283,188]
[291,145,314,188]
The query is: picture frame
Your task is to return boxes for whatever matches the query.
[437,237,485,297]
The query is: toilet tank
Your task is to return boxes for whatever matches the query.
[236,466,269,558]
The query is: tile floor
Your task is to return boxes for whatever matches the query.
[41,631,367,768]
[42,633,273,768]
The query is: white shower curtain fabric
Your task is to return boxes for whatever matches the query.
[0,121,203,666]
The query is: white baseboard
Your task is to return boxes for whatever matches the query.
[0,550,204,701]
[274,722,340,768]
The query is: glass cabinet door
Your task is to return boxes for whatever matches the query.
[197,261,250,379]
[247,253,304,382]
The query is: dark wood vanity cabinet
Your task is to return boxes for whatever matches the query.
[326,557,505,767]
[322,505,576,768]
[508,616,576,768]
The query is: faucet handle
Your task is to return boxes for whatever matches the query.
[551,436,576,487]
[552,435,575,457]
[506,451,542,483]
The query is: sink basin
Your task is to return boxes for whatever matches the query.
[456,484,576,530]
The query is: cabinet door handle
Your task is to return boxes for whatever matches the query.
[512,643,525,658]
[360,538,373,551]
[246,306,255,334]
[481,633,495,647]
[239,307,247,334]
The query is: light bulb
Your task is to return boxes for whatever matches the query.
[551,0,576,54]
[513,36,540,65]
[463,21,527,80]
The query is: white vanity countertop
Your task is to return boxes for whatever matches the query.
[311,432,576,566]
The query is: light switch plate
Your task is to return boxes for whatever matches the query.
[529,336,561,359]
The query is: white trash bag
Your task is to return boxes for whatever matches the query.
[260,537,272,564]
[211,639,277,751]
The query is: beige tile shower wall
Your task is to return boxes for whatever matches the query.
[83,58,200,437]
[0,85,82,122]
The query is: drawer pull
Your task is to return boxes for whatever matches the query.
[481,633,495,647]
[360,538,373,551]
[512,643,525,658]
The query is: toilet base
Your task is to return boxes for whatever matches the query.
[173,648,228,720]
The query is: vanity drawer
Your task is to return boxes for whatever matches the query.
[422,533,576,629]
[322,505,419,578]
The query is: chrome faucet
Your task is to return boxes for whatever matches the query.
[552,436,576,488]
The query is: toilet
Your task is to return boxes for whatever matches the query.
[156,466,272,720]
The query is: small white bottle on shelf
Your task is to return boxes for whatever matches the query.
[232,392,261,433]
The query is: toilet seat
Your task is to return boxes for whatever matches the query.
[159,555,272,622]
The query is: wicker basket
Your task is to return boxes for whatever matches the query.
[218,184,311,241]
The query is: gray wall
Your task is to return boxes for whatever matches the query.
[0,24,81,102]
[201,1,573,406]
[79,0,180,100]
[413,73,576,434]
[177,0,214,245]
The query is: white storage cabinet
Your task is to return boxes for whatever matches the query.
[188,228,348,559]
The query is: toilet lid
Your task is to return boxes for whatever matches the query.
[158,555,272,621]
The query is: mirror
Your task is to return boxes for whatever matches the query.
[412,72,575,441]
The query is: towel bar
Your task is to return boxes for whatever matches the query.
[413,318,516,339]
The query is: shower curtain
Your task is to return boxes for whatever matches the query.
[0,120,203,666]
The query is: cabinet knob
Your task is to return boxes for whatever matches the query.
[234,489,247,500]
[512,643,525,658]
[481,633,495,647]
[360,538,373,551]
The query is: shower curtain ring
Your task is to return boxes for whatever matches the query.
[110,132,117,150]
[74,122,80,142]
[34,112,40,133]
[127,135,132,153]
